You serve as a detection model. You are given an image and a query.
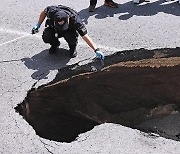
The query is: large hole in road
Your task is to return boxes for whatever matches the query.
[15,48,180,143]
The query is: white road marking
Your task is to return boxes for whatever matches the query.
[0,35,30,46]
[0,28,40,37]
[0,28,119,51]
[0,28,41,46]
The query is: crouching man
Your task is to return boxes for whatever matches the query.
[32,5,104,59]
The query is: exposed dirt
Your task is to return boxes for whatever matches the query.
[113,57,180,67]
[15,46,180,143]
[15,55,180,142]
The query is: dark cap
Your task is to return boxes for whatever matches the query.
[54,11,69,31]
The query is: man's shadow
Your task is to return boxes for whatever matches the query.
[78,0,180,23]
[21,48,71,80]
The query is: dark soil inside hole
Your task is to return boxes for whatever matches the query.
[15,49,180,142]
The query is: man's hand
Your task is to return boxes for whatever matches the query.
[95,48,105,60]
[32,23,41,34]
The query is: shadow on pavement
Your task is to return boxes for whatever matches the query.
[21,48,71,80]
[78,4,121,24]
[78,0,180,23]
[119,0,180,20]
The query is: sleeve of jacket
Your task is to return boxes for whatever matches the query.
[75,17,87,36]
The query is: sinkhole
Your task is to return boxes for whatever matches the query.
[15,48,180,143]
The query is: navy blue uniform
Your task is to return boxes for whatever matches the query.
[42,5,87,52]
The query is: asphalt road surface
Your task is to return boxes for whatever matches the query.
[0,0,180,153]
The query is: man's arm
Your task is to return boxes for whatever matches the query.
[37,10,46,25]
[82,34,97,51]
[32,9,46,34]
[82,34,104,60]
[75,17,105,59]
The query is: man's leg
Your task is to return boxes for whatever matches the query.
[89,0,97,12]
[104,0,118,8]
[42,27,60,54]
[63,30,78,58]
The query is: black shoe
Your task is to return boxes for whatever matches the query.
[89,5,96,12]
[49,42,60,54]
[49,46,58,54]
[69,49,77,58]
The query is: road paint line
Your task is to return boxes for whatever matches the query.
[0,28,41,38]
[0,27,120,51]
[0,35,30,46]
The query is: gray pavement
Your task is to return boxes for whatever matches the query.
[0,0,180,153]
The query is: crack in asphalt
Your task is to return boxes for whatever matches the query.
[39,139,54,154]
[0,59,22,63]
